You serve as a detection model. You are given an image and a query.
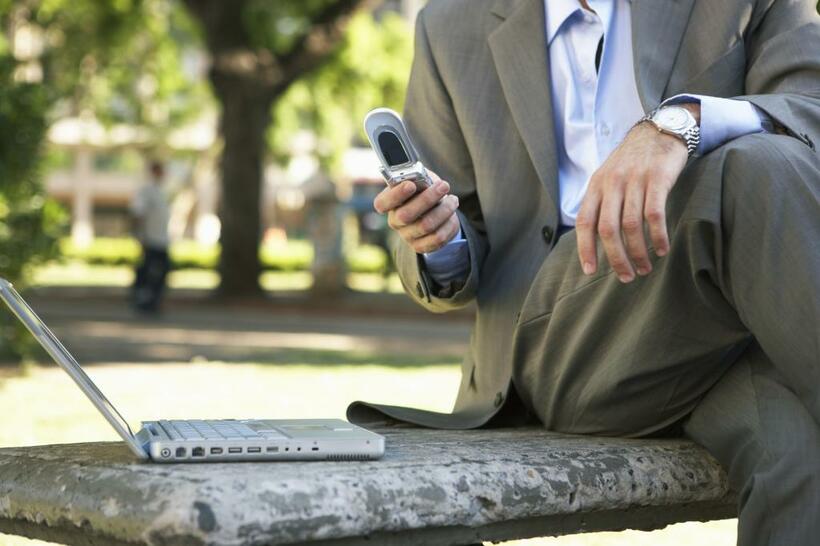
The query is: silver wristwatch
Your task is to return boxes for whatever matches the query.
[640,105,701,157]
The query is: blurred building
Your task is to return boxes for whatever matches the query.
[45,119,384,247]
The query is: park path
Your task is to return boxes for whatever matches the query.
[26,287,472,365]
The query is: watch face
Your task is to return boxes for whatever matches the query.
[654,107,690,132]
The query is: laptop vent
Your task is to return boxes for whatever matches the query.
[325,453,371,461]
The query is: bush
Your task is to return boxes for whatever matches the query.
[0,57,65,361]
[171,239,219,270]
[259,240,313,272]
[60,238,141,266]
[59,237,388,274]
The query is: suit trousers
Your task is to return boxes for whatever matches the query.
[512,132,819,437]
[511,133,819,545]
[132,245,170,312]
[685,341,820,546]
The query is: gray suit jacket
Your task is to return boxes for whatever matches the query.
[347,0,820,429]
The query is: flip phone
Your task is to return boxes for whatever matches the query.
[364,108,433,192]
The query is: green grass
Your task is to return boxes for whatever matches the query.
[0,361,461,448]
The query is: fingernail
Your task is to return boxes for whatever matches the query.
[618,273,634,283]
[438,181,450,194]
[453,196,460,207]
[637,266,651,276]
[656,247,667,257]
[582,262,595,275]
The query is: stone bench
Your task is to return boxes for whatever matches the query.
[0,427,735,546]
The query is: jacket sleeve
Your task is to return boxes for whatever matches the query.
[734,0,820,151]
[394,7,489,313]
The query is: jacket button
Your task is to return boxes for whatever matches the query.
[494,392,505,408]
[415,282,424,298]
[542,225,554,244]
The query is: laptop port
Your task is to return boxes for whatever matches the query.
[175,447,187,458]
[192,447,205,457]
[228,447,242,454]
[311,447,319,451]
[210,447,223,455]
[247,447,261,454]
[266,446,279,453]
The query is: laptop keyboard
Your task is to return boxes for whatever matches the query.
[158,419,286,441]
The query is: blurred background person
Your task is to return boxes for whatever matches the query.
[130,160,171,313]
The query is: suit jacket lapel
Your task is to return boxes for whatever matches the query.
[631,0,697,110]
[489,0,560,222]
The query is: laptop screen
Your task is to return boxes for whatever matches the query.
[0,279,148,459]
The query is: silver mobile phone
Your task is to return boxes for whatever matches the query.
[364,108,433,192]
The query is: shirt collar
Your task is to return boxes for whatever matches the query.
[545,0,628,45]
[545,0,583,45]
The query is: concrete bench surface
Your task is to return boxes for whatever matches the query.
[0,427,736,546]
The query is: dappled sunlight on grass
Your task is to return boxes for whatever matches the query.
[30,261,406,294]
[347,272,405,293]
[31,261,134,287]
[0,361,460,448]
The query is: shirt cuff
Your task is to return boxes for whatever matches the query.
[422,228,470,286]
[662,94,767,154]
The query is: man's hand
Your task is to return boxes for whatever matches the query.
[576,109,698,282]
[373,170,461,254]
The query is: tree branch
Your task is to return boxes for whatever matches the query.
[277,0,381,91]
[183,0,383,100]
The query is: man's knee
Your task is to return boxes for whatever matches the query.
[713,133,815,210]
[711,131,811,169]
[676,132,817,232]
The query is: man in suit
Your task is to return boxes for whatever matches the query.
[348,0,820,543]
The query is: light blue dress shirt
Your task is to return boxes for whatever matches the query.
[422,0,766,283]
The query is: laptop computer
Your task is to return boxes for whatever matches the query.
[0,278,385,463]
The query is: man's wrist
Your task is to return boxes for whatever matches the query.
[640,104,701,157]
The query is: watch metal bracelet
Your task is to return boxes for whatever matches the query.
[639,108,701,157]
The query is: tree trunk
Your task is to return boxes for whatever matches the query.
[214,83,272,297]
[182,0,377,299]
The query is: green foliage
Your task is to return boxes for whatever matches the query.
[0,57,65,361]
[30,0,212,139]
[269,12,413,173]
[59,237,387,273]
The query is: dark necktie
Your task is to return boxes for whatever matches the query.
[595,35,604,73]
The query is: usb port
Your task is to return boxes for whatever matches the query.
[311,447,319,451]
[266,446,279,453]
[247,447,261,453]
[210,447,223,455]
[192,447,205,457]
[228,447,242,454]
